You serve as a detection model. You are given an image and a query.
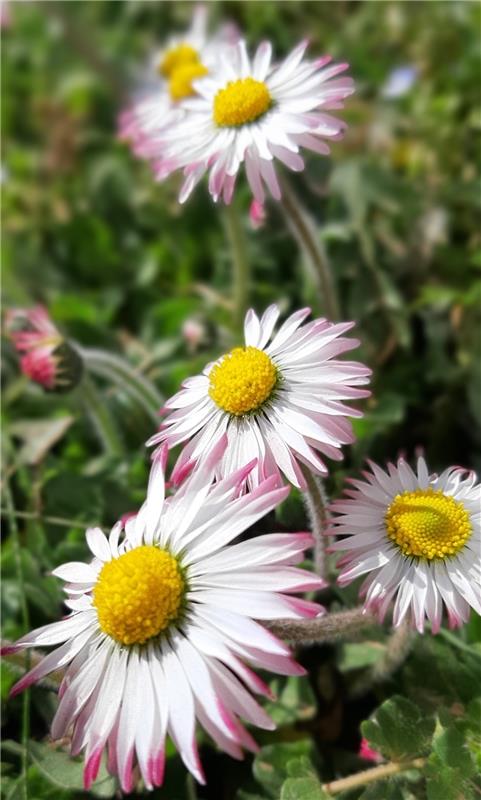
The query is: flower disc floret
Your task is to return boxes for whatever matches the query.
[160,43,200,78]
[93,545,184,645]
[169,62,208,100]
[209,346,278,416]
[214,77,272,127]
[385,488,472,560]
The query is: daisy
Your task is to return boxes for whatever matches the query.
[329,456,481,632]
[3,436,324,793]
[118,6,237,162]
[4,305,83,392]
[148,305,371,490]
[152,38,354,204]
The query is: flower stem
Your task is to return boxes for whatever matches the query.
[322,757,426,795]
[301,465,330,582]
[265,607,376,645]
[3,480,30,800]
[280,176,340,320]
[79,374,124,458]
[350,619,415,697]
[79,347,163,424]
[224,201,250,330]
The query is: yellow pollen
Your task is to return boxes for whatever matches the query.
[169,62,209,101]
[93,546,184,645]
[209,346,278,416]
[385,488,472,560]
[159,43,200,78]
[213,77,272,127]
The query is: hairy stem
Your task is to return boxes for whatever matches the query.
[0,508,93,529]
[79,346,163,424]
[224,201,250,330]
[3,481,30,800]
[350,619,415,697]
[80,374,124,458]
[265,607,376,645]
[280,177,340,320]
[301,465,330,582]
[322,757,426,795]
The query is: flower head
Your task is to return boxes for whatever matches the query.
[153,39,354,204]
[329,457,481,632]
[118,6,237,161]
[2,437,324,792]
[4,305,82,392]
[148,305,370,489]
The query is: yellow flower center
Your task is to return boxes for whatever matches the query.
[213,77,272,127]
[385,488,472,560]
[93,546,184,645]
[209,346,278,416]
[169,62,209,100]
[160,43,199,78]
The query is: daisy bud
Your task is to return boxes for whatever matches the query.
[5,306,83,392]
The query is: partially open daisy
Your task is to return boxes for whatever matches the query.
[4,305,83,391]
[2,437,324,792]
[119,6,237,161]
[153,39,354,203]
[148,305,370,490]
[329,457,481,632]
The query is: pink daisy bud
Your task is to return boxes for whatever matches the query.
[249,199,266,230]
[5,306,83,392]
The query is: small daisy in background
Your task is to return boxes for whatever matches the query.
[329,456,481,632]
[2,436,324,793]
[148,305,371,489]
[118,5,237,162]
[152,38,354,204]
[4,306,83,392]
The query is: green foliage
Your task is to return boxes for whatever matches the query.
[361,696,435,761]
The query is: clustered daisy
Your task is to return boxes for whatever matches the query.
[3,437,323,792]
[118,6,237,163]
[153,39,354,204]
[329,456,481,632]
[120,7,354,204]
[148,304,371,489]
[3,6,480,797]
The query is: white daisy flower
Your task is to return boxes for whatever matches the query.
[148,305,371,490]
[2,437,324,793]
[119,6,237,161]
[329,456,481,633]
[152,38,354,203]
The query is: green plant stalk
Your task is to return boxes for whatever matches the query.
[0,508,94,529]
[223,201,250,330]
[280,177,340,320]
[79,347,163,423]
[350,619,415,698]
[322,757,426,795]
[301,464,330,582]
[80,374,124,458]
[4,480,30,800]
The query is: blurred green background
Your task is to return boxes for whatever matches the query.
[2,1,481,798]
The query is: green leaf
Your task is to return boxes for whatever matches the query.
[280,776,328,800]
[359,783,406,800]
[432,725,475,775]
[425,759,476,800]
[266,676,317,725]
[253,741,314,798]
[361,696,435,761]
[28,741,116,798]
[339,641,386,672]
